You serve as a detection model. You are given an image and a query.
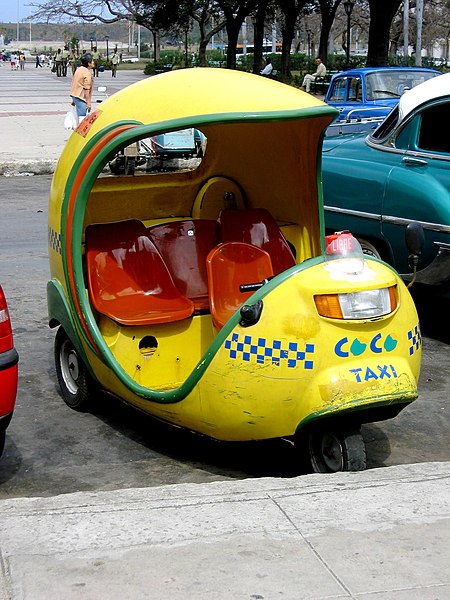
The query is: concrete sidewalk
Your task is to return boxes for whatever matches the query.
[0,63,449,600]
[1,462,449,600]
[0,66,147,175]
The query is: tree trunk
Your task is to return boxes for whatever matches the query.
[226,21,242,69]
[281,20,295,76]
[415,0,423,66]
[252,2,269,74]
[198,38,208,66]
[153,30,160,62]
[366,0,402,66]
[318,0,342,65]
[278,0,308,76]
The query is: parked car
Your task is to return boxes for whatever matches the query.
[322,72,450,296]
[0,283,18,458]
[325,67,440,121]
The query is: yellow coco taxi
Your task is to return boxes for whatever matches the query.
[47,68,422,472]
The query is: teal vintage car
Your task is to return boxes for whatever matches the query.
[323,72,450,296]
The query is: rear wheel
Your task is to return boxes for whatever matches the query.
[300,423,366,473]
[54,327,96,411]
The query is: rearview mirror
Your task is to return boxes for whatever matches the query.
[405,221,424,257]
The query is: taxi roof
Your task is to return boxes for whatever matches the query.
[90,67,335,132]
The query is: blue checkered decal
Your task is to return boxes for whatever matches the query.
[407,325,422,356]
[48,226,62,255]
[224,333,315,369]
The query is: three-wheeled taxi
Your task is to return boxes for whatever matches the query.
[47,68,422,472]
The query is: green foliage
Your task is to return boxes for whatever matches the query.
[70,36,79,51]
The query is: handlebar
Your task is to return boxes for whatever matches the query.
[240,278,270,293]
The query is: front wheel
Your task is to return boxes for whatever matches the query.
[299,423,366,473]
[54,327,96,411]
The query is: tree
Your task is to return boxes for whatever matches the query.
[251,0,272,73]
[179,0,227,66]
[276,0,309,75]
[317,0,342,62]
[28,1,166,60]
[216,0,260,69]
[366,0,402,66]
[28,0,134,25]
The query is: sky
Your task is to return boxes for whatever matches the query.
[0,1,43,24]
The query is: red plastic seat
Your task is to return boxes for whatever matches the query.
[85,219,194,326]
[148,220,220,312]
[218,208,296,275]
[206,242,274,330]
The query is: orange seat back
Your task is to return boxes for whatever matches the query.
[148,220,220,312]
[218,208,296,274]
[85,220,194,325]
[206,242,273,330]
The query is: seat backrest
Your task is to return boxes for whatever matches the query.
[148,220,220,312]
[192,177,247,220]
[85,219,194,325]
[206,242,273,330]
[218,208,296,275]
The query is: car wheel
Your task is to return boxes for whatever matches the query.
[357,238,382,259]
[54,327,95,411]
[299,423,366,473]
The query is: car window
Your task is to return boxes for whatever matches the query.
[348,77,362,102]
[417,102,450,154]
[366,70,438,101]
[328,78,347,102]
[370,106,399,141]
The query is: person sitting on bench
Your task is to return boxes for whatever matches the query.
[302,57,326,93]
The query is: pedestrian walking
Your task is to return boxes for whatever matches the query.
[69,49,78,75]
[35,53,42,68]
[91,46,101,77]
[110,49,119,77]
[62,45,70,76]
[54,48,63,76]
[10,52,17,70]
[69,52,94,119]
[19,51,26,70]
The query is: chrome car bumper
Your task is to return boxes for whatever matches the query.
[403,242,450,286]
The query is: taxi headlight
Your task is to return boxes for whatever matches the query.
[315,286,397,319]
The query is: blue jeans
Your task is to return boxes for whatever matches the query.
[71,96,87,118]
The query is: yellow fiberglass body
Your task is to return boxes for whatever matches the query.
[47,68,422,472]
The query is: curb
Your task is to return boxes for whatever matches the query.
[0,160,57,176]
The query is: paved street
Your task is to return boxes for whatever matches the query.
[0,65,147,173]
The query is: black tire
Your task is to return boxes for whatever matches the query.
[54,327,95,411]
[0,430,5,458]
[300,423,366,473]
[357,237,382,260]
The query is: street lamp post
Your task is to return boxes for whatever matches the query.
[306,28,311,58]
[90,37,94,50]
[105,35,109,61]
[343,0,355,70]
